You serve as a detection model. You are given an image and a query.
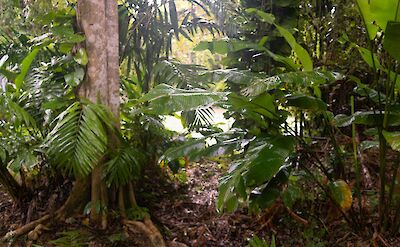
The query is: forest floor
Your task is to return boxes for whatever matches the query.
[1,158,400,246]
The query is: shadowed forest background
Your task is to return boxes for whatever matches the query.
[1,0,400,246]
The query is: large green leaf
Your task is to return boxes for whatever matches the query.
[357,0,400,39]
[217,136,294,213]
[73,48,88,66]
[285,94,327,111]
[384,21,400,62]
[228,93,277,124]
[356,0,379,40]
[357,46,383,70]
[193,39,298,70]
[194,39,264,54]
[243,136,295,186]
[370,0,400,31]
[15,47,40,90]
[138,84,226,115]
[328,180,353,211]
[160,138,206,163]
[242,71,338,97]
[354,83,386,104]
[334,111,400,127]
[64,67,85,87]
[246,8,275,24]
[160,131,247,164]
[383,130,400,151]
[275,25,313,71]
[217,166,246,213]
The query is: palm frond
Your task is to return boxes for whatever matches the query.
[181,107,215,131]
[45,102,114,177]
[105,146,143,186]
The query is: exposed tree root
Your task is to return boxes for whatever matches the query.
[0,178,89,244]
[1,214,51,243]
[1,178,167,247]
[124,218,166,247]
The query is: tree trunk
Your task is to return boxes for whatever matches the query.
[0,161,26,203]
[77,0,119,226]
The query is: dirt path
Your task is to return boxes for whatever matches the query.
[141,161,265,247]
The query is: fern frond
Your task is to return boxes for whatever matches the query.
[45,102,114,177]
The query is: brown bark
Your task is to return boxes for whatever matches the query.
[77,0,119,226]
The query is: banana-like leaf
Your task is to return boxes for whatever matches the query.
[45,102,114,177]
[160,138,206,164]
[228,93,277,128]
[138,84,226,115]
[243,136,295,186]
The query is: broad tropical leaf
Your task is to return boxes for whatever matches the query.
[138,84,226,115]
[242,71,338,97]
[384,21,400,62]
[329,180,353,211]
[218,135,295,212]
[334,111,400,127]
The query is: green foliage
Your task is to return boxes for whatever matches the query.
[14,47,40,91]
[383,21,400,62]
[49,230,91,247]
[127,206,150,221]
[217,136,295,212]
[247,235,276,247]
[105,146,143,186]
[242,71,338,97]
[45,102,114,177]
[137,84,226,115]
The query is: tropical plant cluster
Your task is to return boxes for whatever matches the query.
[1,0,400,246]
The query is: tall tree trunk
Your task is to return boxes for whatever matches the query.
[77,0,119,227]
